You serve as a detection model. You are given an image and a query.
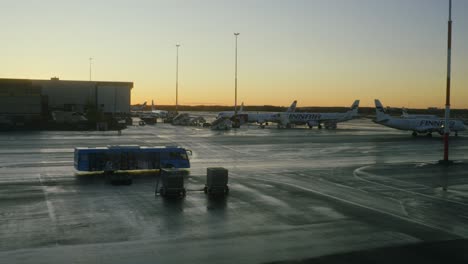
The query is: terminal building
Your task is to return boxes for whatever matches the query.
[0,78,133,128]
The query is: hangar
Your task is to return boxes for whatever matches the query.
[0,77,133,115]
[0,77,133,129]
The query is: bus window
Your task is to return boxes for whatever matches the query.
[169,152,181,159]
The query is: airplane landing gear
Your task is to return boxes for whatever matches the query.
[426,133,432,137]
[456,132,459,136]
[318,124,322,129]
[412,131,417,137]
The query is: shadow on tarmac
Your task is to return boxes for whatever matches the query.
[267,239,468,264]
[74,171,159,185]
[206,195,228,211]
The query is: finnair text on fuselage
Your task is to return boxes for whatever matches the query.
[418,119,456,128]
[288,113,322,121]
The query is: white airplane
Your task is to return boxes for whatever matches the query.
[242,101,298,127]
[150,100,168,118]
[216,102,245,119]
[131,101,147,112]
[276,100,360,129]
[216,101,297,128]
[374,99,466,136]
[401,108,438,119]
[231,101,298,128]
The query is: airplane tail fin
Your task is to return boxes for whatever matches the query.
[350,100,359,110]
[349,100,359,115]
[401,108,409,118]
[375,99,390,122]
[240,102,244,112]
[151,100,154,111]
[287,100,297,113]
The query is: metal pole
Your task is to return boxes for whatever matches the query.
[113,87,116,114]
[176,44,180,113]
[443,0,452,162]
[89,57,93,81]
[234,33,240,116]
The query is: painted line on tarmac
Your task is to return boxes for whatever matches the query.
[38,173,60,246]
[38,174,57,223]
[353,165,468,207]
[232,173,460,238]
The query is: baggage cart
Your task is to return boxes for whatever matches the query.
[204,167,229,196]
[157,168,186,197]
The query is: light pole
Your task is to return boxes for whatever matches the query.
[442,0,452,164]
[176,44,180,113]
[89,57,93,81]
[232,32,241,128]
[234,33,240,116]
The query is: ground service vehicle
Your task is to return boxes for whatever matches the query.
[74,145,191,184]
[157,168,187,197]
[204,167,229,196]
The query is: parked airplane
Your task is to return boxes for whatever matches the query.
[150,100,169,118]
[276,100,359,129]
[216,101,297,128]
[234,101,298,128]
[131,101,147,112]
[133,100,169,124]
[374,99,465,136]
[216,102,245,119]
[243,101,298,127]
[401,108,438,119]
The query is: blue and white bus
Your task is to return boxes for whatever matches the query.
[74,145,191,172]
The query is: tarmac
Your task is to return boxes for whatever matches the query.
[1,118,468,263]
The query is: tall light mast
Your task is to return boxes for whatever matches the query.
[89,57,93,81]
[176,44,180,113]
[442,0,452,163]
[234,32,240,116]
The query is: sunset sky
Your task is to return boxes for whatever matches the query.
[1,0,467,108]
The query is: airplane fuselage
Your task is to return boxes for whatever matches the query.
[284,112,352,123]
[246,112,277,123]
[376,118,466,133]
